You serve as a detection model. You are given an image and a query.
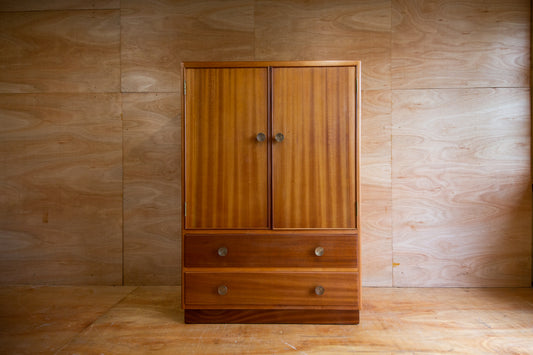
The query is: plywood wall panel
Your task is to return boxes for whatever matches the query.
[121,0,254,93]
[392,88,532,286]
[0,10,120,93]
[254,0,391,90]
[123,93,180,285]
[392,0,530,89]
[361,90,393,286]
[0,94,122,285]
[0,0,529,287]
[0,0,119,11]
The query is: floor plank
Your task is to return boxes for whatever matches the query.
[0,286,135,354]
[2,286,531,354]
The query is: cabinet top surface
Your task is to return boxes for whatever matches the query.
[182,60,361,68]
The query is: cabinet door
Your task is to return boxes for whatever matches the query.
[185,68,269,229]
[272,66,356,229]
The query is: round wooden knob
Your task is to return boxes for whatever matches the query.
[315,285,325,296]
[256,132,266,142]
[314,246,324,257]
[217,285,228,296]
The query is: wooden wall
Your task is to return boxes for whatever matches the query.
[0,0,530,287]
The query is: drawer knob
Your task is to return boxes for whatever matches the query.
[315,285,325,296]
[217,247,228,257]
[256,132,266,142]
[314,246,324,257]
[217,285,228,296]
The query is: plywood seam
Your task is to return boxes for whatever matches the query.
[120,95,124,286]
[119,2,124,286]
[391,86,531,91]
[389,85,394,288]
[0,9,120,14]
[120,90,180,94]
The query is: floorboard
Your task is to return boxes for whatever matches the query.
[0,286,532,354]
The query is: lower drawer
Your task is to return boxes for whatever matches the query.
[184,271,359,308]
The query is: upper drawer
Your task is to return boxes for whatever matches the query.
[184,234,357,268]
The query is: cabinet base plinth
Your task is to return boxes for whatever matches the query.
[184,309,359,324]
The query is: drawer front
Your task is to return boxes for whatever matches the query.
[184,271,358,307]
[184,234,357,268]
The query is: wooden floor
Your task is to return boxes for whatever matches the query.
[0,286,532,354]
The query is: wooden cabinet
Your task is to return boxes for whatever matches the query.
[182,61,361,324]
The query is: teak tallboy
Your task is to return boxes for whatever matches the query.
[181,61,361,324]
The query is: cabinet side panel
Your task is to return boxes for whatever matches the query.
[184,68,269,229]
[272,66,356,229]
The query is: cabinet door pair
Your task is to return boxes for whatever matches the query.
[184,65,356,230]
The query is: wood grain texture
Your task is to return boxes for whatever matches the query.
[254,0,391,90]
[121,0,254,92]
[184,234,357,268]
[6,286,528,354]
[122,93,181,285]
[392,0,530,89]
[392,88,531,286]
[272,66,356,229]
[0,286,135,354]
[185,309,359,324]
[0,94,123,285]
[0,10,120,93]
[184,67,269,229]
[360,89,392,286]
[0,1,528,288]
[184,271,359,307]
[0,0,119,11]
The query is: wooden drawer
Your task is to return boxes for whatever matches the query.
[184,234,357,268]
[184,271,359,308]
